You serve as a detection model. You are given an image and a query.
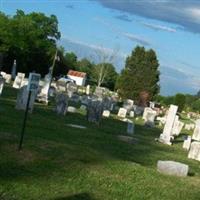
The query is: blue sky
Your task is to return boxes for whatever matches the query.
[1,0,200,95]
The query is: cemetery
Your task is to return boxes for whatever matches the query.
[0,2,200,200]
[0,78,200,200]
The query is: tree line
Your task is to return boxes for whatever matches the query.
[0,10,199,108]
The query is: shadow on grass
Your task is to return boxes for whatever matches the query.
[53,193,95,200]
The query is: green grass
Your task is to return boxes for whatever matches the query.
[0,86,200,200]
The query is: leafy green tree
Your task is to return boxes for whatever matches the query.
[174,93,186,112]
[116,46,160,100]
[1,10,60,76]
[64,52,77,70]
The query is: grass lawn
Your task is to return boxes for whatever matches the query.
[0,86,200,200]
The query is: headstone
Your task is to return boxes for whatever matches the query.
[87,99,104,124]
[172,116,184,136]
[4,74,12,84]
[117,108,127,118]
[192,125,200,141]
[67,106,77,113]
[183,136,191,151]
[15,86,37,113]
[13,72,25,89]
[185,123,195,131]
[123,99,134,112]
[11,59,17,79]
[102,110,110,117]
[94,87,104,98]
[37,73,51,104]
[188,141,200,161]
[67,82,77,98]
[134,105,144,115]
[145,111,157,127]
[55,93,68,115]
[127,120,134,134]
[56,80,67,93]
[149,101,155,109]
[157,160,189,177]
[129,111,134,118]
[143,107,153,120]
[102,97,112,110]
[86,85,90,95]
[0,76,4,95]
[15,73,40,113]
[158,105,178,145]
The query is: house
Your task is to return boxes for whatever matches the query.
[67,70,86,86]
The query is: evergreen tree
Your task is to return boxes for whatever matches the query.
[116,46,160,100]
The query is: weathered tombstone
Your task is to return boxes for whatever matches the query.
[15,73,40,113]
[102,110,110,117]
[158,105,178,145]
[129,111,134,118]
[67,106,77,113]
[102,97,112,110]
[11,59,17,80]
[37,73,51,104]
[149,101,155,109]
[185,123,195,131]
[157,160,189,177]
[134,105,144,115]
[143,107,153,121]
[188,141,200,161]
[15,86,37,113]
[13,72,25,89]
[127,120,134,134]
[86,85,90,95]
[4,74,12,84]
[94,87,104,98]
[0,76,4,95]
[67,82,77,98]
[117,108,127,118]
[55,93,68,115]
[172,116,184,136]
[56,80,67,93]
[123,99,134,112]
[145,111,157,127]
[183,136,191,151]
[192,125,200,141]
[87,99,104,124]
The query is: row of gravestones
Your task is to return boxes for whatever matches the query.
[156,104,200,162]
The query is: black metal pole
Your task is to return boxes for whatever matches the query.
[18,90,31,151]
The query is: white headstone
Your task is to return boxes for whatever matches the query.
[117,108,127,118]
[158,105,178,145]
[13,72,25,89]
[67,106,76,113]
[123,99,134,112]
[102,110,110,117]
[192,125,200,141]
[188,141,200,161]
[129,111,134,118]
[172,116,184,136]
[86,85,90,95]
[157,160,189,177]
[0,76,4,95]
[183,136,191,151]
[4,74,12,84]
[144,110,157,127]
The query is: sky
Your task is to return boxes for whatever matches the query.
[0,0,200,96]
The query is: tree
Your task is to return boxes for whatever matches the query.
[0,10,60,76]
[91,47,118,88]
[116,46,160,100]
[64,52,77,70]
[92,63,118,90]
[76,58,94,83]
[174,93,186,112]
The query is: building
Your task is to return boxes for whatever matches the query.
[67,70,86,86]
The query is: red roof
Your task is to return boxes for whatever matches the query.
[67,70,86,78]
